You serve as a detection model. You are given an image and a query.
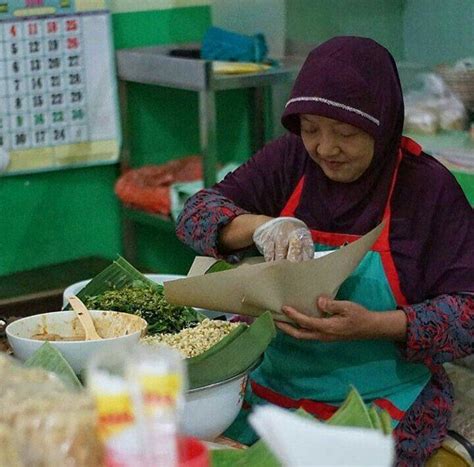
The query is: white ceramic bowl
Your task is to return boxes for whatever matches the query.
[182,362,258,441]
[63,274,235,320]
[6,310,148,374]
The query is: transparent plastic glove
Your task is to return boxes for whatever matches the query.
[252,217,314,262]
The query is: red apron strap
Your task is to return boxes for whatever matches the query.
[400,136,422,156]
[280,176,305,217]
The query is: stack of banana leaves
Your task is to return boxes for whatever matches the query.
[62,256,275,389]
[211,387,393,467]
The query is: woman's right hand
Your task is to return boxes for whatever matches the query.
[252,217,314,262]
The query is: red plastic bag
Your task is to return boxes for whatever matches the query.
[115,156,203,216]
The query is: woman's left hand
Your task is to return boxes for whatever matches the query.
[276,296,407,342]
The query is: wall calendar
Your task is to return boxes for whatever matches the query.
[0,0,120,175]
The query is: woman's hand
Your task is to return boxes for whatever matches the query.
[252,217,314,262]
[276,296,407,342]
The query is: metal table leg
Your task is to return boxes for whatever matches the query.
[251,86,267,153]
[199,89,218,188]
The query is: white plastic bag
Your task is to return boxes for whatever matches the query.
[404,73,467,134]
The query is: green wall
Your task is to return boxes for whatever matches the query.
[286,0,405,60]
[403,0,474,67]
[113,6,254,274]
[0,165,121,275]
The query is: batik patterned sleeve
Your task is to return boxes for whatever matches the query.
[175,188,250,262]
[400,293,474,366]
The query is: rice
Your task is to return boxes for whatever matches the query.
[141,319,240,358]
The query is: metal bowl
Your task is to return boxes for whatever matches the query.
[182,358,261,440]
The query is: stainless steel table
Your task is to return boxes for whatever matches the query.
[116,43,300,186]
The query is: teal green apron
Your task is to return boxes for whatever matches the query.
[225,140,431,445]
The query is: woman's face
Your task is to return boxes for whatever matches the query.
[300,114,375,183]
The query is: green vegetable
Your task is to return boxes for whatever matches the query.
[24,342,82,390]
[83,281,200,334]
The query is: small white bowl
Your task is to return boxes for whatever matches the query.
[6,310,148,374]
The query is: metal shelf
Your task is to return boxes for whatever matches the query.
[116,43,301,264]
[116,43,300,186]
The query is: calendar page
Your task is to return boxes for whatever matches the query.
[0,0,120,175]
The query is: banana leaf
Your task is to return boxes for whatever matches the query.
[61,256,276,387]
[66,256,204,334]
[379,409,394,435]
[211,387,394,467]
[206,260,236,274]
[65,256,171,305]
[368,406,383,431]
[326,386,373,428]
[211,440,281,467]
[24,341,82,390]
[188,312,276,389]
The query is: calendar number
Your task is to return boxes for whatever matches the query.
[15,133,28,146]
[52,111,64,123]
[50,75,61,87]
[51,93,63,106]
[70,91,82,103]
[66,19,78,32]
[69,73,81,85]
[72,109,84,121]
[34,130,46,144]
[28,23,39,36]
[30,59,41,72]
[53,128,66,142]
[33,95,44,108]
[33,114,45,126]
[48,39,59,52]
[31,77,43,91]
[29,41,41,54]
[46,21,58,34]
[48,57,61,70]
[68,55,80,67]
[67,37,79,50]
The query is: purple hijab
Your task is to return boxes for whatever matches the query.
[281,36,403,233]
[216,36,474,302]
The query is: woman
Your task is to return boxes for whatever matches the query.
[176,36,474,465]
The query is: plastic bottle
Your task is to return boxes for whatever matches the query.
[87,343,187,467]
